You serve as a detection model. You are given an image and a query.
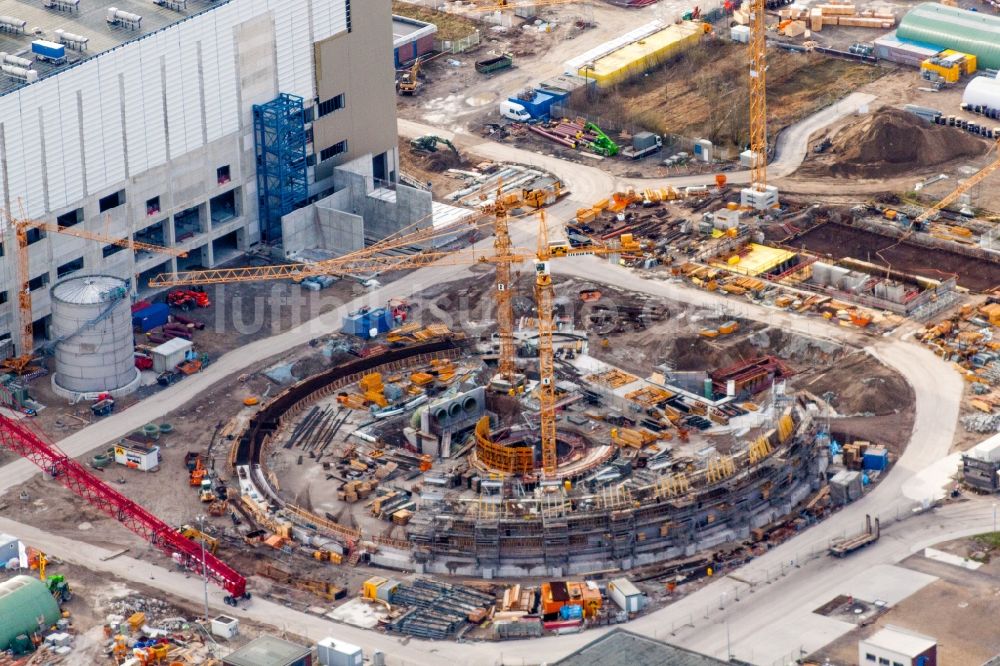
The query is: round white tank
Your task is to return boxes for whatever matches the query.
[50,275,139,398]
[963,76,1000,110]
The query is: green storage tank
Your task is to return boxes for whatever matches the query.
[897,3,1000,70]
[0,575,61,650]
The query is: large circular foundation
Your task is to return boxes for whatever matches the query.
[471,419,615,482]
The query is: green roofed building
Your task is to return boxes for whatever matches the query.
[0,575,61,650]
[897,3,1000,70]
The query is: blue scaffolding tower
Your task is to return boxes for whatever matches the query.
[253,93,308,244]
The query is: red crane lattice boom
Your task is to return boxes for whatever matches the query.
[0,412,248,602]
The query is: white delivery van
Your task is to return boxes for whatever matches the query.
[500,100,532,122]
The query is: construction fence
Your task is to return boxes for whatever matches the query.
[435,30,481,55]
[549,103,734,162]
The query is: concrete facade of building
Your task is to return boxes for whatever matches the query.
[0,0,400,356]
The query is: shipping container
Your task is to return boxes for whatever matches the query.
[31,39,65,61]
[507,90,558,119]
[578,22,702,87]
[862,448,889,471]
[132,303,170,332]
[607,577,645,613]
[317,637,363,666]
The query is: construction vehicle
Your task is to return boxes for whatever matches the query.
[207,499,229,516]
[167,288,210,310]
[621,132,663,160]
[190,457,206,486]
[585,122,619,157]
[475,51,514,74]
[46,574,72,603]
[178,524,219,554]
[199,477,217,502]
[396,56,428,96]
[409,135,459,157]
[0,207,186,375]
[258,562,345,601]
[30,551,71,601]
[829,514,880,557]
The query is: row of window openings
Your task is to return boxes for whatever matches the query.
[43,166,233,229]
[864,655,905,666]
[147,166,230,216]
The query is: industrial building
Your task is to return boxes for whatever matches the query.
[0,575,62,652]
[554,629,734,665]
[0,0,412,360]
[393,15,437,67]
[961,433,1000,492]
[894,3,1000,70]
[859,626,938,666]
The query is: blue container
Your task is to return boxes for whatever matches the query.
[559,604,583,620]
[863,449,889,471]
[508,91,557,120]
[132,303,170,332]
[31,40,65,61]
[342,308,394,338]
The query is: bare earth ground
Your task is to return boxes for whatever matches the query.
[808,533,1000,665]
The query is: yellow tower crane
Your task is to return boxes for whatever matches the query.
[743,0,777,210]
[533,213,558,475]
[1,207,189,375]
[149,215,637,478]
[913,137,1000,226]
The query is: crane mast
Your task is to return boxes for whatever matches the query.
[748,0,768,192]
[491,187,518,386]
[14,220,32,370]
[741,0,779,210]
[534,214,558,475]
[0,402,249,602]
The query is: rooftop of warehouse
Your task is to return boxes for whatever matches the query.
[711,243,797,277]
[0,0,225,96]
[392,14,436,46]
[222,635,312,666]
[553,629,735,666]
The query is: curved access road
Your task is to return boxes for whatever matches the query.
[398,91,877,197]
[0,248,964,666]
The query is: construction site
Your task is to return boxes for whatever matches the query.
[1,0,1000,664]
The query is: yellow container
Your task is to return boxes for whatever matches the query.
[579,22,702,87]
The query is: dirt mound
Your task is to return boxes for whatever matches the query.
[807,108,986,178]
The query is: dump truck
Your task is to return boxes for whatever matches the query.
[829,514,880,557]
[621,132,663,160]
[475,52,514,74]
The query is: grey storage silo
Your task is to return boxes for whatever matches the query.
[50,275,139,397]
[0,575,61,650]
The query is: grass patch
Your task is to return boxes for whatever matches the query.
[973,532,1000,550]
[391,1,480,42]
[563,42,884,150]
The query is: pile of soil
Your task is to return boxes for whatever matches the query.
[806,108,987,178]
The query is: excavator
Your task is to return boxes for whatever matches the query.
[396,58,424,96]
[409,135,460,157]
[178,524,219,555]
